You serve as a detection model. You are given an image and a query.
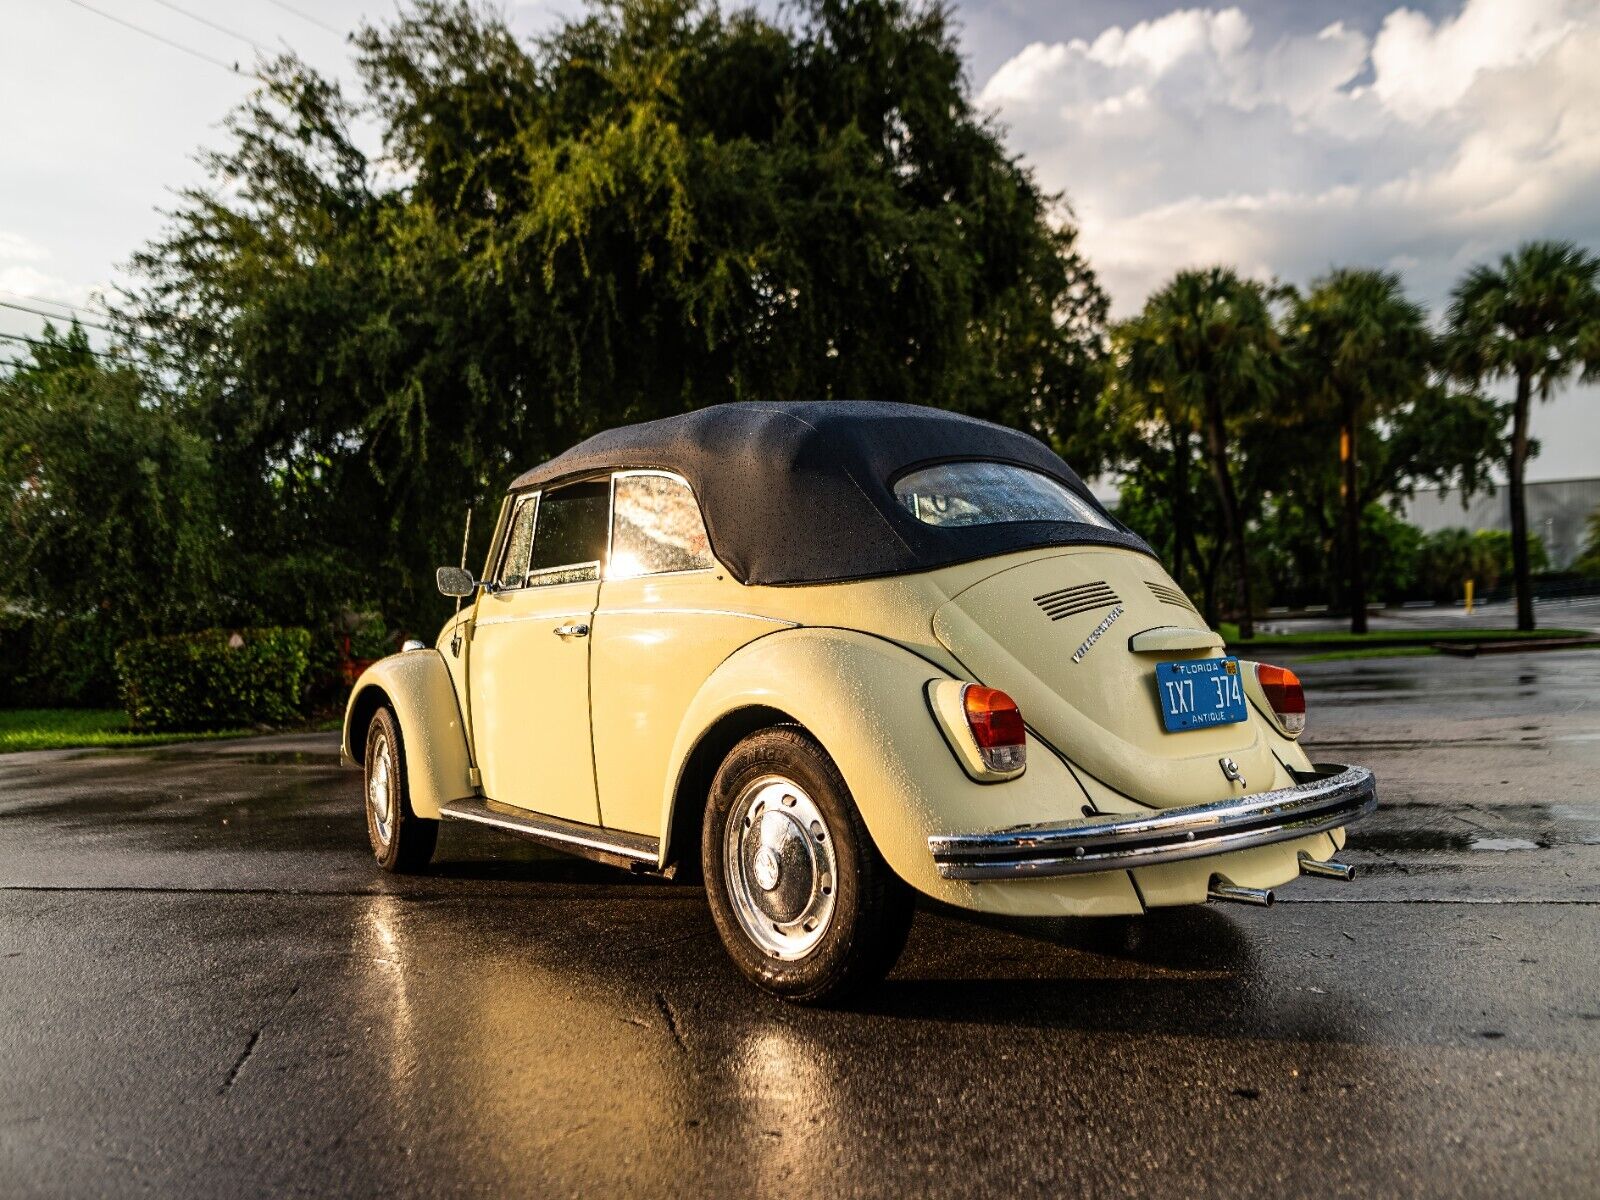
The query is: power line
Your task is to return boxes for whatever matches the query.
[0,330,153,368]
[0,300,174,353]
[0,289,112,319]
[143,0,273,56]
[61,0,263,81]
[7,294,111,321]
[261,0,344,38]
[0,299,119,337]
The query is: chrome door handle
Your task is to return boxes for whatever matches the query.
[553,622,590,639]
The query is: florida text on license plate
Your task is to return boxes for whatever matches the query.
[1156,657,1248,732]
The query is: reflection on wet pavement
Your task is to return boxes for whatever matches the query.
[1286,650,1600,901]
[1,649,1598,1196]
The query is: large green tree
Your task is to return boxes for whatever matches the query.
[129,0,1108,635]
[1102,329,1203,606]
[1113,268,1283,637]
[1445,241,1600,630]
[0,326,221,703]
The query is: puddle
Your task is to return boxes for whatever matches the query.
[144,749,344,767]
[1468,837,1543,852]
[1350,829,1473,853]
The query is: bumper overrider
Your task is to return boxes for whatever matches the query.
[928,764,1376,881]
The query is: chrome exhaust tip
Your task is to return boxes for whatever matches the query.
[1207,881,1275,907]
[1299,853,1357,881]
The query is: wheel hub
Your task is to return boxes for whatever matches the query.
[753,845,782,892]
[724,776,837,960]
[367,733,393,846]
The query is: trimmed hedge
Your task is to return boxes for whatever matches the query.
[116,627,312,731]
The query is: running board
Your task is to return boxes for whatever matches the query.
[439,798,663,874]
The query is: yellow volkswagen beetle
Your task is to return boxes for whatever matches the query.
[343,401,1375,1001]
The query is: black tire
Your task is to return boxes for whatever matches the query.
[701,727,914,1003]
[363,706,438,873]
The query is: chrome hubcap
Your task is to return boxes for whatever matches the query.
[724,775,837,960]
[368,733,393,846]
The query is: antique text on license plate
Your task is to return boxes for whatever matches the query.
[1156,657,1248,732]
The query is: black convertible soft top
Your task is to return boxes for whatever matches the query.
[510,401,1153,586]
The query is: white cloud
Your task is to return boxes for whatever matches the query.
[1370,0,1578,121]
[0,232,50,266]
[978,0,1600,480]
[979,0,1600,313]
[0,229,113,351]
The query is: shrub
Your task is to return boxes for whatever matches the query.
[1414,529,1491,601]
[1473,528,1548,579]
[1570,506,1600,579]
[116,627,312,731]
[0,612,122,707]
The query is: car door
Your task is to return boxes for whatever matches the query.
[589,471,792,837]
[469,479,609,824]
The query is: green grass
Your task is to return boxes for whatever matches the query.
[0,709,251,754]
[1296,645,1441,663]
[1218,623,1588,646]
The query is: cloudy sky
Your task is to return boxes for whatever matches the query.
[2,0,1596,479]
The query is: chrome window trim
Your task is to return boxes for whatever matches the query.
[479,492,516,586]
[515,478,611,590]
[606,564,721,582]
[489,491,541,591]
[526,560,601,588]
[485,468,719,594]
[604,468,719,582]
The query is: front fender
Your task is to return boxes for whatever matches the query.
[664,627,1143,916]
[342,650,473,821]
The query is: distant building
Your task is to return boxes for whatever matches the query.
[1401,477,1600,569]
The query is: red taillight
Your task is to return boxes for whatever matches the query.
[963,685,1026,771]
[1255,663,1305,735]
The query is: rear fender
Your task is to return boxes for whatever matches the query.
[664,627,1142,915]
[342,650,473,820]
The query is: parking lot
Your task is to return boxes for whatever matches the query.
[2,650,1598,1198]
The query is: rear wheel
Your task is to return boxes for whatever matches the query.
[702,727,914,1003]
[364,706,437,872]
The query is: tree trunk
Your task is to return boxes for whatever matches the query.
[1510,371,1535,631]
[1171,422,1191,590]
[1181,521,1209,620]
[1201,393,1254,638]
[1341,401,1367,634]
[1202,537,1224,628]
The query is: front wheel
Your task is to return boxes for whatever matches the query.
[364,706,437,872]
[702,727,914,1003]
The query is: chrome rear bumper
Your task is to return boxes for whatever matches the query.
[928,764,1376,881]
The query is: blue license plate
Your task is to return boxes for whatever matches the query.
[1156,657,1248,732]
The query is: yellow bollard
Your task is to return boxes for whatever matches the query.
[1464,578,1474,615]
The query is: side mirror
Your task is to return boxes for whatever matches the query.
[436,566,478,597]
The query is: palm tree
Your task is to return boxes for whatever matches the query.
[1104,317,1205,606]
[1446,241,1600,630]
[1120,268,1283,638]
[1287,269,1433,633]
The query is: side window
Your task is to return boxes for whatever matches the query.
[495,495,538,589]
[609,473,714,579]
[527,479,611,586]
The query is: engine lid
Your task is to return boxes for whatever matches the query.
[931,549,1282,809]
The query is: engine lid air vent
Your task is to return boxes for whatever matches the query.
[1146,580,1199,614]
[1034,581,1119,621]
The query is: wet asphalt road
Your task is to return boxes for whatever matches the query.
[3,653,1599,1198]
